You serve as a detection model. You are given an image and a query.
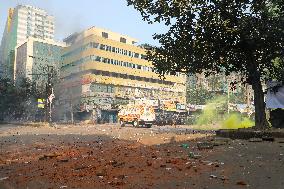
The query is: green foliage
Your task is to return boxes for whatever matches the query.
[229,90,247,104]
[127,0,284,80]
[0,77,38,121]
[138,43,153,50]
[187,74,234,104]
[127,0,284,128]
[187,87,214,105]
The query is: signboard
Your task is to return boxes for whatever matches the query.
[37,99,45,109]
[176,103,186,110]
[82,84,91,93]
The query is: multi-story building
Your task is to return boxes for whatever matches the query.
[0,5,55,79]
[58,27,186,122]
[14,37,65,86]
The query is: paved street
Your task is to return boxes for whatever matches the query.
[0,123,283,189]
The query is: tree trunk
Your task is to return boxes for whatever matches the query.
[70,102,74,125]
[251,75,269,129]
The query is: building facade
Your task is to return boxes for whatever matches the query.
[58,27,186,122]
[14,37,65,85]
[0,5,55,78]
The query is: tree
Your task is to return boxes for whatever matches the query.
[187,87,214,105]
[0,77,34,121]
[127,0,284,128]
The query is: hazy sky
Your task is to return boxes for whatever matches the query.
[0,0,167,45]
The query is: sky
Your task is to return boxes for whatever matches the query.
[0,0,168,45]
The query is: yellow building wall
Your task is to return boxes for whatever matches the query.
[59,27,187,109]
[61,34,186,84]
[7,8,14,32]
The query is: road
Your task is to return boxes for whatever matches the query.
[0,123,283,189]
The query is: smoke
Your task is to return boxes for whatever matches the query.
[55,13,85,40]
[196,95,227,125]
[222,113,254,129]
[195,95,254,129]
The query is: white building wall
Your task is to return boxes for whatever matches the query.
[15,5,55,45]
[14,37,66,81]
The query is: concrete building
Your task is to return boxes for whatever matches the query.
[0,5,55,78]
[58,26,187,122]
[14,37,65,85]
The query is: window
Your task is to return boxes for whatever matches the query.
[137,76,143,81]
[120,37,126,43]
[107,86,111,93]
[100,44,106,50]
[120,74,127,79]
[102,85,107,92]
[102,32,108,38]
[95,56,101,62]
[90,55,95,61]
[92,43,99,48]
[145,78,150,82]
[112,73,119,77]
[134,53,139,58]
[150,78,157,83]
[141,54,147,60]
[112,47,116,52]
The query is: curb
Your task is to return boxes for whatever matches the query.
[216,129,284,139]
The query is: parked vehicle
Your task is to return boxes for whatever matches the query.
[118,104,155,128]
[155,110,188,126]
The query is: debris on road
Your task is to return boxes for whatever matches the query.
[0,124,283,189]
[180,143,190,148]
[210,174,218,179]
[39,152,62,160]
[96,169,107,177]
[0,177,9,181]
[262,136,275,142]
[211,137,231,146]
[197,142,214,150]
[249,138,262,142]
[189,152,202,159]
[236,181,248,186]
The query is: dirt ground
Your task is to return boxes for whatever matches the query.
[0,123,283,189]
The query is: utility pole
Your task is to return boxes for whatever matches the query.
[46,65,54,125]
[227,79,230,114]
[29,65,54,125]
